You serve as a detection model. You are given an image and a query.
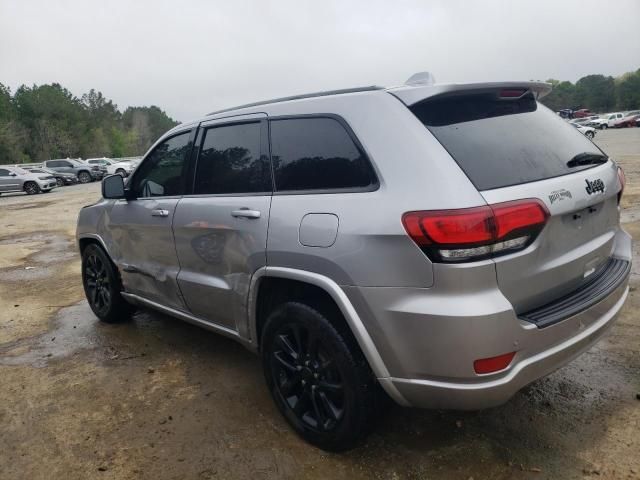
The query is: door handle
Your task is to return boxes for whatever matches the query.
[231,208,261,219]
[151,209,169,217]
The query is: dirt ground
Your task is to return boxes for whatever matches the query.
[1,128,639,480]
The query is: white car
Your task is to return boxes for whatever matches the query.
[603,112,625,128]
[589,116,610,129]
[571,123,596,139]
[86,158,136,177]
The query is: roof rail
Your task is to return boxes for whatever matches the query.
[206,85,385,116]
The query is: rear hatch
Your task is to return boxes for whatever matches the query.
[404,86,622,314]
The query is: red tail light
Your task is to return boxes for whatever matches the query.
[617,166,625,205]
[402,199,549,262]
[499,88,527,98]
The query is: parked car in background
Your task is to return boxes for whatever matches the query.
[569,117,595,125]
[613,111,640,128]
[572,123,596,139]
[27,167,78,187]
[579,116,600,127]
[573,108,593,118]
[78,80,630,451]
[603,112,625,127]
[557,108,573,119]
[0,165,57,195]
[43,158,103,183]
[589,115,612,129]
[86,157,136,177]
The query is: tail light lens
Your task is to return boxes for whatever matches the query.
[617,166,625,205]
[402,199,549,262]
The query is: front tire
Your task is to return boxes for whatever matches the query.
[261,302,379,451]
[116,168,126,177]
[81,244,134,323]
[56,178,64,187]
[586,131,594,139]
[24,181,40,195]
[78,171,92,183]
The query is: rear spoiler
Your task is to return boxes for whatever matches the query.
[388,81,552,106]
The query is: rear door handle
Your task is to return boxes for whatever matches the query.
[231,208,261,219]
[151,209,169,217]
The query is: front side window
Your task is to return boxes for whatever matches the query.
[269,117,377,192]
[131,131,191,197]
[194,122,269,195]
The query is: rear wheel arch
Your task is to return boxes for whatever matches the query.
[255,277,352,349]
[250,269,408,409]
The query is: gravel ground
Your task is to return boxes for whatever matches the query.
[0,128,638,480]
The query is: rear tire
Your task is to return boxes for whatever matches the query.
[24,181,40,195]
[81,243,134,323]
[78,171,92,183]
[261,301,380,451]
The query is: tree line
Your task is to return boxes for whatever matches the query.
[540,67,640,113]
[1,69,638,165]
[0,83,178,165]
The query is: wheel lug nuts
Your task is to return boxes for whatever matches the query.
[301,380,306,385]
[314,373,319,378]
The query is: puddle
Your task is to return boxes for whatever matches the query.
[2,201,54,210]
[0,232,76,281]
[0,301,153,367]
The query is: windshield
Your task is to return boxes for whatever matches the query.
[410,93,605,190]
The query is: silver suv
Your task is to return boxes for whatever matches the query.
[77,80,632,451]
[0,165,57,195]
[44,158,104,183]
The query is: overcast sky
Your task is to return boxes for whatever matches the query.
[1,0,639,121]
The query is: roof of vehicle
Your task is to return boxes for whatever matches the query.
[163,80,553,137]
[202,80,552,118]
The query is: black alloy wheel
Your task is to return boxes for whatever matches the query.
[270,322,345,433]
[81,244,133,323]
[84,250,112,317]
[261,302,381,451]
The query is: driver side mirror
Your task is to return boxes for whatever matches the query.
[10,173,17,177]
[102,174,125,199]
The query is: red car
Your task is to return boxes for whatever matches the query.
[573,108,593,118]
[613,111,640,128]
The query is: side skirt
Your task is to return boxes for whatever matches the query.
[120,292,255,350]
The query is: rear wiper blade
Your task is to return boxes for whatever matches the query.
[567,152,608,168]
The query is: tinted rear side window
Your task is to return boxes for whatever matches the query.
[194,122,270,195]
[270,117,377,192]
[410,93,605,191]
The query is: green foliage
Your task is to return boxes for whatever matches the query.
[541,68,640,113]
[0,82,178,165]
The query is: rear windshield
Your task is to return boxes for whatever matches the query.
[410,93,605,190]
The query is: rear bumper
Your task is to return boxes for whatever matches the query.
[382,279,628,409]
[344,229,632,410]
